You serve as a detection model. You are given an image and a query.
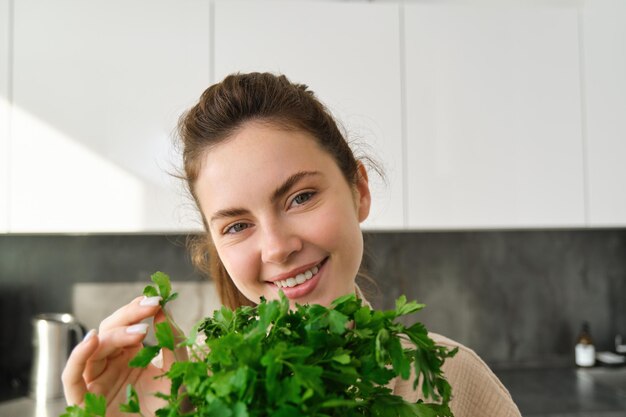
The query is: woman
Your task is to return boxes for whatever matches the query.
[62,73,521,417]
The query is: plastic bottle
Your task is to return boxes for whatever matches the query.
[575,322,596,367]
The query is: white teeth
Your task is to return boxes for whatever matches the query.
[274,262,322,289]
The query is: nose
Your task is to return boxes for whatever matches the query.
[260,221,302,264]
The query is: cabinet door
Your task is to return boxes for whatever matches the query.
[0,0,9,232]
[10,0,210,233]
[214,1,404,230]
[582,0,626,226]
[405,4,585,229]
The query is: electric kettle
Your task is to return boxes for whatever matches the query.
[30,313,85,401]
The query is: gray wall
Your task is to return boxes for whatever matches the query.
[1,230,624,398]
[362,230,626,368]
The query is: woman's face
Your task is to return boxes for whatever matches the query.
[194,122,371,307]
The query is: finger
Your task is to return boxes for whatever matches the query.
[85,351,138,400]
[99,295,162,332]
[86,322,151,375]
[155,309,188,370]
[62,329,99,405]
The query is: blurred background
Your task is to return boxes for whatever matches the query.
[1,0,625,415]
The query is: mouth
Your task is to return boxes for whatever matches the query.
[272,257,328,289]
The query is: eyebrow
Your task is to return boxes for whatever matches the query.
[271,170,321,204]
[209,170,321,225]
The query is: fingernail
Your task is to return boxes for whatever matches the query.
[83,329,97,342]
[140,296,162,307]
[126,323,149,334]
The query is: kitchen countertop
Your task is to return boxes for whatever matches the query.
[0,396,67,417]
[2,367,625,417]
[495,366,626,417]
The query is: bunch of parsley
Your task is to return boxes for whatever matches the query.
[61,272,457,417]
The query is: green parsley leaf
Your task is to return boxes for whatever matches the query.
[142,285,159,298]
[129,345,161,368]
[332,353,351,364]
[150,271,171,301]
[395,295,426,316]
[155,321,175,351]
[179,321,199,347]
[118,384,141,413]
[328,309,349,334]
[60,389,106,416]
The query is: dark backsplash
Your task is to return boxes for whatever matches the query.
[1,230,625,396]
[361,230,626,368]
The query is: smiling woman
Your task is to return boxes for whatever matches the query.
[61,72,522,417]
[193,124,370,309]
[179,73,371,309]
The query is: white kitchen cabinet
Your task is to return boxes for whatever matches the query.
[214,0,404,230]
[404,3,585,229]
[582,0,626,227]
[0,0,9,232]
[10,0,210,233]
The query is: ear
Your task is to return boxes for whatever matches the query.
[354,162,371,223]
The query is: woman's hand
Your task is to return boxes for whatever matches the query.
[61,295,187,417]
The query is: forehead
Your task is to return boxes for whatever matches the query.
[195,123,338,207]
[202,123,329,175]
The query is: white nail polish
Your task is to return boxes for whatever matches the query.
[126,323,149,334]
[83,329,97,342]
[140,296,162,307]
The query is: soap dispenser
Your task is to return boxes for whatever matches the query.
[575,321,596,367]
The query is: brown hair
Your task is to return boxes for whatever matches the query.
[178,72,367,309]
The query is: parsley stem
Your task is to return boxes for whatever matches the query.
[162,305,186,362]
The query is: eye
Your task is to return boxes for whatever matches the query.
[224,222,250,235]
[290,191,315,208]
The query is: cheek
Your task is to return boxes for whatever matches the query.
[216,242,258,289]
[313,201,363,257]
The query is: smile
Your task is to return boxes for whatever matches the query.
[274,260,324,289]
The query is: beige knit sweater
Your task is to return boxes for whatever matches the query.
[390,333,522,417]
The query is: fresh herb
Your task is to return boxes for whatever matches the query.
[118,385,141,414]
[61,273,457,417]
[143,271,178,304]
[128,272,182,367]
[60,392,106,417]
